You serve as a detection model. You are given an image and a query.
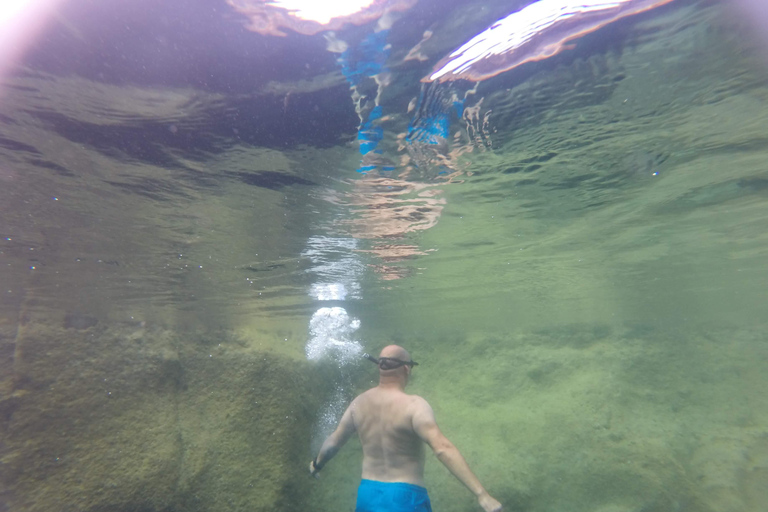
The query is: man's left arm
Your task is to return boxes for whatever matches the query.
[309,400,357,477]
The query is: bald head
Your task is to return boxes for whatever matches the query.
[376,345,415,387]
[379,344,411,361]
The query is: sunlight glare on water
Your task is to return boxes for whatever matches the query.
[267,0,376,24]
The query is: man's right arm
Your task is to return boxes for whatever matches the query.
[411,397,503,512]
[310,399,357,477]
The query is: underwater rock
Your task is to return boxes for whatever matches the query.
[63,312,98,330]
[2,322,326,512]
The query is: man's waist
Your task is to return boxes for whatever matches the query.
[359,479,428,494]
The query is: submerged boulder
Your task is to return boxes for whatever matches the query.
[1,321,323,512]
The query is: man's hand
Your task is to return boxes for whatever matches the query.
[308,460,321,479]
[478,492,502,512]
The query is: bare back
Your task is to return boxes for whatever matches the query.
[351,386,426,486]
[310,344,502,512]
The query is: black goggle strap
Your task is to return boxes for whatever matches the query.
[363,353,419,370]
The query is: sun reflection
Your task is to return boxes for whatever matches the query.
[0,0,60,82]
[426,0,676,83]
[227,0,416,36]
[266,0,376,25]
[0,0,35,24]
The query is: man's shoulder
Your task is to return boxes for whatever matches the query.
[354,389,430,407]
[404,393,433,413]
[391,393,434,422]
[406,392,428,403]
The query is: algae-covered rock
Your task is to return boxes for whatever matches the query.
[0,321,323,512]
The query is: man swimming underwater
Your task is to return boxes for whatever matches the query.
[310,345,503,512]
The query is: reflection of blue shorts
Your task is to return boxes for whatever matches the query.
[355,479,432,512]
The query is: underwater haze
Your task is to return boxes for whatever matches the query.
[1,0,767,511]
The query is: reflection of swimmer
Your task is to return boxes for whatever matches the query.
[344,176,445,240]
[406,81,463,173]
[309,345,503,512]
[341,176,444,279]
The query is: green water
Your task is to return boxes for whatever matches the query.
[1,1,767,511]
[334,4,768,511]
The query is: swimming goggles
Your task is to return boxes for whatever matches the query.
[364,353,419,370]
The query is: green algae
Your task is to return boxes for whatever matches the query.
[329,323,767,512]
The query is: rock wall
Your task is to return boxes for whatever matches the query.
[0,320,324,512]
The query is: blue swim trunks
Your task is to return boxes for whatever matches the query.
[355,479,432,512]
